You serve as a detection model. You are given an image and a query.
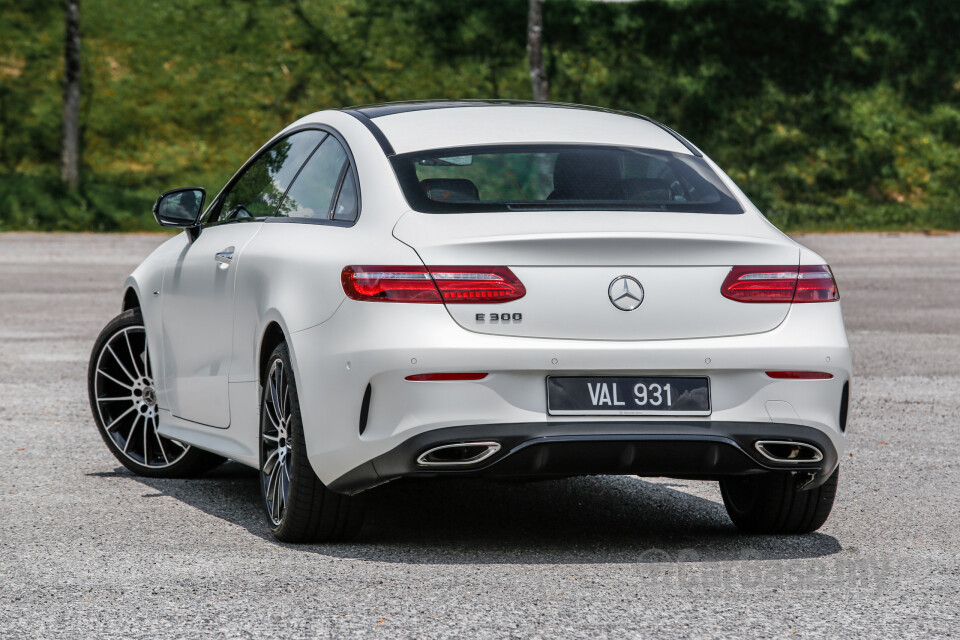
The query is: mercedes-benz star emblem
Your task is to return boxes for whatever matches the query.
[608,275,644,311]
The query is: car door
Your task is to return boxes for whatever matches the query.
[159,129,326,428]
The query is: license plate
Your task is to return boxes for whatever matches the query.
[546,376,711,416]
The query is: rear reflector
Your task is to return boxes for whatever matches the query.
[405,373,489,381]
[721,265,839,303]
[766,371,834,380]
[342,266,525,303]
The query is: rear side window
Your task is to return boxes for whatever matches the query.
[214,130,326,222]
[277,136,355,220]
[332,166,358,221]
[390,144,743,214]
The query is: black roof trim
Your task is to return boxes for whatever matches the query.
[340,100,702,157]
[643,119,703,157]
[342,109,395,156]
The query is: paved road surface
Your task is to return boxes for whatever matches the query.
[1,232,958,638]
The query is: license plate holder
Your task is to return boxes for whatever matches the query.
[546,376,711,416]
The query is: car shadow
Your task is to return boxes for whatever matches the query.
[93,461,843,565]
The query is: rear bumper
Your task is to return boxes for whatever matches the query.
[290,300,850,487]
[328,420,839,494]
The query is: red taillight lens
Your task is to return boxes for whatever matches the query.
[405,373,488,381]
[341,266,441,303]
[428,266,526,303]
[721,265,839,303]
[766,371,834,380]
[342,266,525,303]
[794,266,840,302]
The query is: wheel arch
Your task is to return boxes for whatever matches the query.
[119,275,167,407]
[258,320,289,389]
[122,286,141,311]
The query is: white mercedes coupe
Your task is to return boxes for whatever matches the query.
[88,101,851,542]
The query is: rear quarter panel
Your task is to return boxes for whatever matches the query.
[227,221,425,385]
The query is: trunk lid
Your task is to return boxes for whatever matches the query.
[393,210,799,341]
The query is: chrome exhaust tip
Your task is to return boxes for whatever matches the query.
[416,442,501,467]
[754,440,823,463]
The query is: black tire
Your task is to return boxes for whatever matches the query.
[88,308,225,478]
[259,342,364,543]
[720,467,839,534]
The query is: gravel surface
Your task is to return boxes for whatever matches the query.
[1,231,958,639]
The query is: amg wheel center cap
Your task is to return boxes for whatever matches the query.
[142,386,157,407]
[608,276,644,311]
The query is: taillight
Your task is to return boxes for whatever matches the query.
[341,266,441,303]
[793,266,840,302]
[429,267,526,303]
[721,265,839,303]
[341,266,525,303]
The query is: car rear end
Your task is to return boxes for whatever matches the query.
[296,222,849,496]
[293,106,850,514]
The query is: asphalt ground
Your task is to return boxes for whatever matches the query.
[1,231,958,639]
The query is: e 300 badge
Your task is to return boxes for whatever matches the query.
[476,313,522,323]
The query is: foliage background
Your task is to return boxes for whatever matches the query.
[1,0,958,231]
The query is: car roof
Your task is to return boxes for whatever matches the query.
[332,100,700,157]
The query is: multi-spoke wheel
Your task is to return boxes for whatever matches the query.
[259,342,363,542]
[261,358,293,525]
[88,309,224,477]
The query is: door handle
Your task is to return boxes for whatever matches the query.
[215,250,234,268]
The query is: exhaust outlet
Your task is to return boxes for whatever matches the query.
[416,442,501,467]
[754,440,823,463]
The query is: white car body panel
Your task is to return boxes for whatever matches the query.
[117,102,850,495]
[393,209,801,340]
[290,300,849,485]
[372,106,690,155]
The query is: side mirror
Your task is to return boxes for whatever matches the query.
[153,187,206,228]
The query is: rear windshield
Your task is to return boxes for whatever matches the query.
[390,144,743,214]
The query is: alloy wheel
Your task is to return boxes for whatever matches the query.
[261,359,294,526]
[92,325,189,468]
